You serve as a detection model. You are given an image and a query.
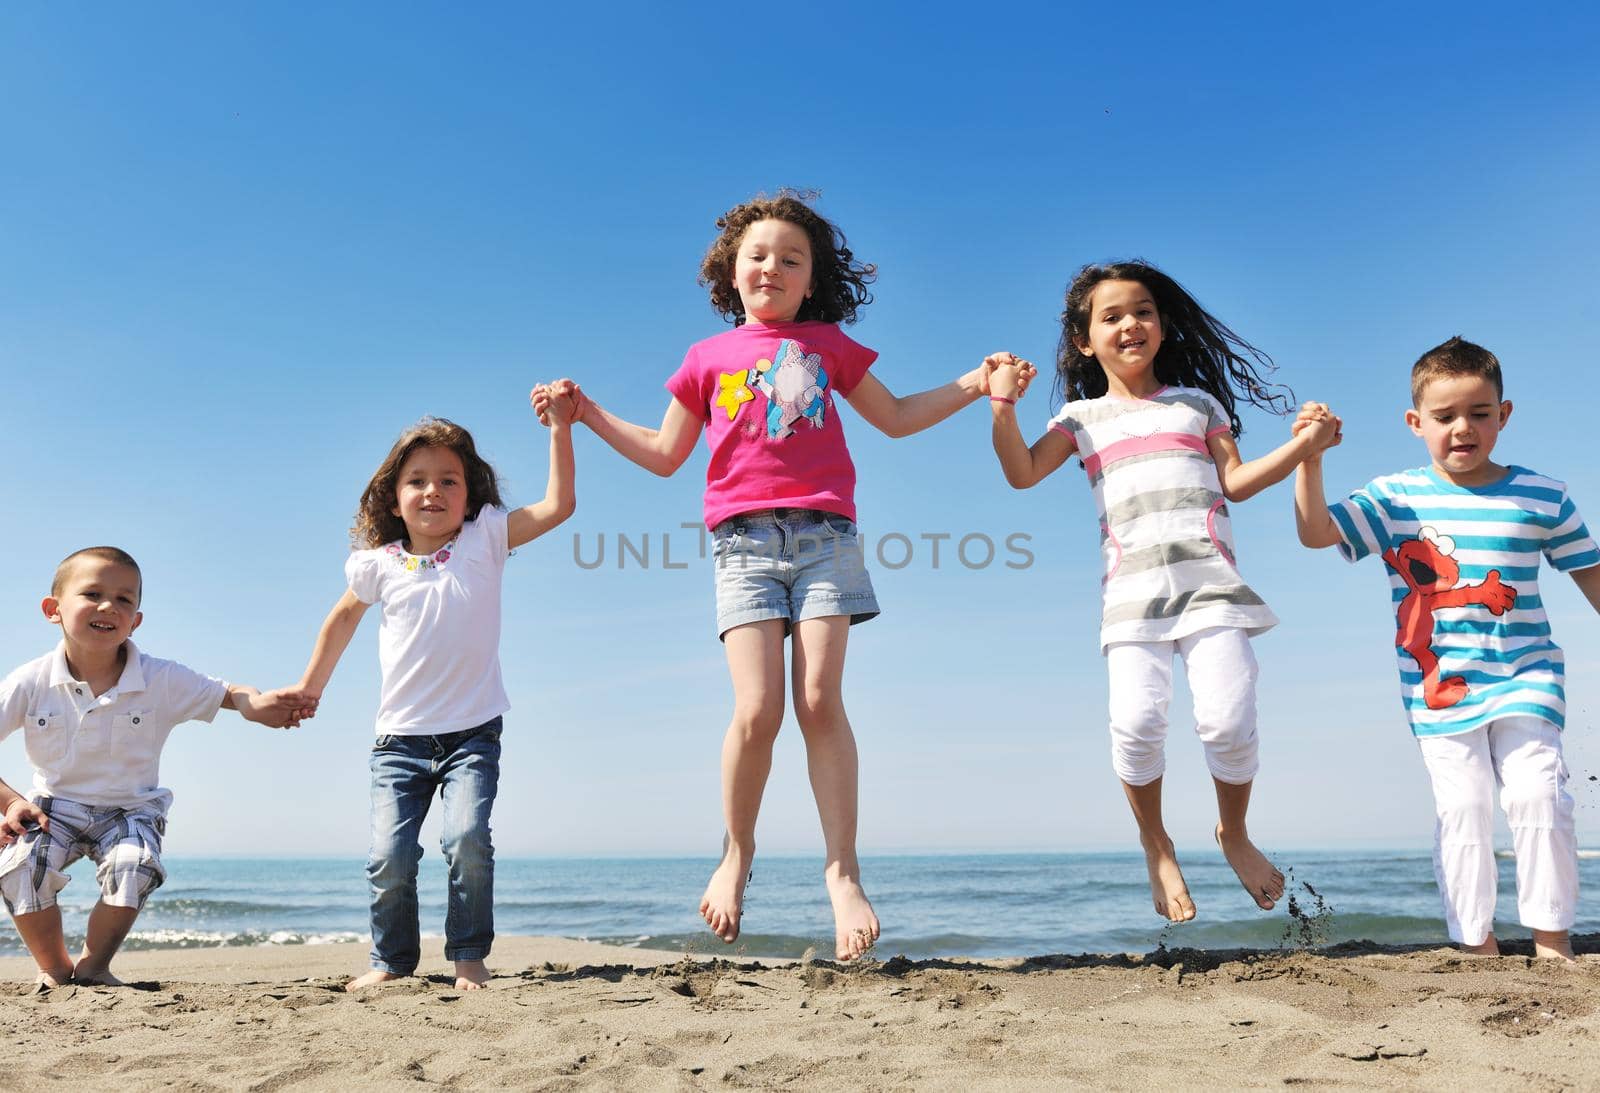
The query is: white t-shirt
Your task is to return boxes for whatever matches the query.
[0,640,227,810]
[345,506,511,736]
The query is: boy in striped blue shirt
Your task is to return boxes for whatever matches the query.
[1295,336,1600,960]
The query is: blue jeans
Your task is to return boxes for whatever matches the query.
[366,717,501,975]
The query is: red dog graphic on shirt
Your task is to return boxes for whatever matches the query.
[1383,526,1517,710]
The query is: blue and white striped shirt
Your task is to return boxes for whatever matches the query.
[1330,465,1599,737]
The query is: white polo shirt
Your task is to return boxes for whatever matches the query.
[0,640,227,810]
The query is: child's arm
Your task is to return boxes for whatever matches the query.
[508,385,578,549]
[1568,565,1600,613]
[845,354,1034,438]
[987,356,1074,488]
[1294,455,1345,549]
[1291,403,1346,547]
[539,379,700,478]
[1208,402,1341,503]
[294,591,371,706]
[222,685,314,729]
[0,777,48,842]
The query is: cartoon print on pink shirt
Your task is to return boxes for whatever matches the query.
[752,339,829,440]
[1382,525,1517,710]
[715,370,755,420]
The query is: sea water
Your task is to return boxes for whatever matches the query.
[3,850,1596,960]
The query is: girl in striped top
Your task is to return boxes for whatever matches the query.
[986,261,1339,924]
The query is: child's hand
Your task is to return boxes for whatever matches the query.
[983,353,1036,401]
[1,798,48,845]
[240,687,318,729]
[532,378,587,426]
[1293,401,1342,453]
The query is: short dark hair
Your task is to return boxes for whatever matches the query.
[1411,336,1503,405]
[52,546,143,602]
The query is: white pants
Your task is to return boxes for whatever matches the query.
[1416,717,1577,945]
[1106,626,1260,787]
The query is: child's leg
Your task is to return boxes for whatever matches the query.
[1489,717,1577,960]
[10,908,75,986]
[73,904,140,985]
[1417,727,1498,952]
[0,805,78,985]
[351,736,436,989]
[76,803,168,985]
[1180,627,1283,910]
[701,618,787,943]
[791,614,878,961]
[1107,640,1194,921]
[438,719,502,989]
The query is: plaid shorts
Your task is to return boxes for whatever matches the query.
[0,795,168,915]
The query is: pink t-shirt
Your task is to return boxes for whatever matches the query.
[667,321,877,529]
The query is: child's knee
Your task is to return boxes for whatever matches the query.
[730,697,784,744]
[367,840,424,885]
[94,839,165,910]
[0,849,70,917]
[1500,776,1574,832]
[1432,790,1493,843]
[440,823,493,873]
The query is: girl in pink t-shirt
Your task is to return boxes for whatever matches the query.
[537,191,1032,960]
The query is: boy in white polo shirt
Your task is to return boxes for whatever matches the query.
[0,546,310,987]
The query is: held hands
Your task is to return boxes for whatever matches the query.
[238,687,318,730]
[1291,401,1343,454]
[982,352,1038,402]
[531,378,585,427]
[1,797,49,846]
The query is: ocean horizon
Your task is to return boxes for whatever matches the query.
[5,849,1597,962]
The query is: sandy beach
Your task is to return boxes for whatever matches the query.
[1,935,1596,1090]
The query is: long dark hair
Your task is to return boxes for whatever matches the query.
[353,418,504,548]
[1056,261,1291,436]
[699,189,876,326]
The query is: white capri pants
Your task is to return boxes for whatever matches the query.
[1106,626,1260,787]
[1416,716,1577,946]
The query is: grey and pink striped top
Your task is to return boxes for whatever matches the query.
[1048,386,1278,652]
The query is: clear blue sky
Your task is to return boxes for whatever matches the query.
[3,2,1598,857]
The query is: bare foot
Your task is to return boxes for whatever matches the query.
[71,965,124,987]
[699,839,753,944]
[1215,824,1284,911]
[1533,929,1575,962]
[1141,836,1196,922]
[345,969,405,992]
[34,969,71,991]
[1461,934,1500,956]
[826,870,880,961]
[454,959,491,989]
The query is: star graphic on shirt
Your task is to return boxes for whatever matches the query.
[715,369,755,420]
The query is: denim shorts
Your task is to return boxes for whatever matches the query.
[711,508,880,638]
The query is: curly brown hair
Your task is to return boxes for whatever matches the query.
[698,190,876,325]
[353,418,504,548]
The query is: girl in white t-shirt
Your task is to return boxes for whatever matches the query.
[294,401,575,991]
[985,261,1339,925]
